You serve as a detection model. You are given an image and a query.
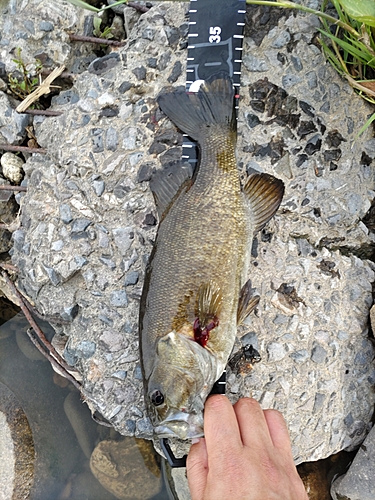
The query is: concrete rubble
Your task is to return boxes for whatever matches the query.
[0,0,374,493]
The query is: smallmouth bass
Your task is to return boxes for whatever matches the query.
[139,74,284,439]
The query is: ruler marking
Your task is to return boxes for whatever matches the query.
[189,9,197,13]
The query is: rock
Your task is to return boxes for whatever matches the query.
[16,329,46,361]
[90,437,161,499]
[0,92,31,145]
[0,152,24,184]
[7,0,375,468]
[63,392,96,459]
[298,461,331,500]
[0,382,34,500]
[331,425,375,500]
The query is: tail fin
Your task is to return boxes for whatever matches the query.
[157,73,235,142]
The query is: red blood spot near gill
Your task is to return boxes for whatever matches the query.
[193,317,219,348]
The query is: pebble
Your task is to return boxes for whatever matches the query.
[71,218,92,233]
[112,227,134,255]
[110,290,128,307]
[311,344,327,364]
[59,204,73,224]
[124,271,139,286]
[1,152,24,184]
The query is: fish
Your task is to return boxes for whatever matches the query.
[139,73,284,440]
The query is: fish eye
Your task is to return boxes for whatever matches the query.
[150,390,164,406]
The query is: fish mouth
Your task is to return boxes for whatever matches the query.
[154,411,204,440]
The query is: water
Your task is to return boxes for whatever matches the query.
[0,312,170,500]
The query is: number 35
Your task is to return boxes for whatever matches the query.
[209,26,221,43]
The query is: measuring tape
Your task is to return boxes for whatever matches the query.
[185,0,246,395]
[182,0,246,168]
[161,1,247,468]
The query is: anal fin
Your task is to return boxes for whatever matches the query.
[149,161,193,219]
[237,279,260,326]
[243,173,284,234]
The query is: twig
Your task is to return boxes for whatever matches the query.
[0,144,47,154]
[0,262,18,272]
[0,185,27,192]
[26,328,81,390]
[16,65,66,113]
[1,270,75,373]
[22,109,63,117]
[68,33,125,47]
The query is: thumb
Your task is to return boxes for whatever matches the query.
[186,438,208,500]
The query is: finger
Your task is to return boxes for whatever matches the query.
[233,398,274,449]
[263,409,294,458]
[187,438,208,500]
[204,395,243,459]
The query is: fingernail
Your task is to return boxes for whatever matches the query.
[191,438,200,444]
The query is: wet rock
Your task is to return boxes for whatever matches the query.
[90,438,161,499]
[8,0,375,469]
[0,382,34,500]
[331,425,375,500]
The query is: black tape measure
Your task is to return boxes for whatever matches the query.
[184,0,246,396]
[182,0,246,168]
[161,2,247,468]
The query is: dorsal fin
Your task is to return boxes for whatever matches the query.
[243,173,284,234]
[149,161,193,219]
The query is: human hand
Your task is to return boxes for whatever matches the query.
[187,396,308,500]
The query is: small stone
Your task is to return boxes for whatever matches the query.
[111,370,127,381]
[167,61,182,83]
[132,66,146,80]
[118,81,133,93]
[88,53,120,75]
[105,127,118,152]
[71,219,92,233]
[282,74,302,88]
[271,31,291,48]
[297,121,317,138]
[124,271,139,286]
[246,114,261,128]
[112,227,134,255]
[323,149,342,162]
[59,204,73,224]
[39,21,54,31]
[305,135,322,155]
[99,257,116,270]
[267,342,286,361]
[51,240,64,251]
[61,304,79,322]
[311,344,327,364]
[0,152,24,184]
[43,265,60,286]
[110,290,128,307]
[76,340,96,359]
[92,179,105,197]
[52,90,79,105]
[243,54,269,72]
[290,350,309,363]
[137,163,154,182]
[291,55,303,72]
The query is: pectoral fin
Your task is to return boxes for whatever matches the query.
[243,173,284,234]
[150,162,193,219]
[237,279,260,325]
[196,281,223,327]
